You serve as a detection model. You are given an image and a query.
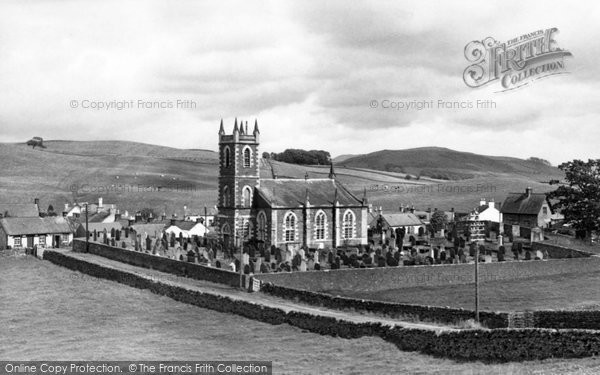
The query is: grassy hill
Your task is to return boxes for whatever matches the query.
[0,141,564,217]
[339,147,561,181]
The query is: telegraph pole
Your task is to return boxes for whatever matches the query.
[475,243,480,323]
[85,203,89,253]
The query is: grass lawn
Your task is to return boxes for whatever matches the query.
[3,255,600,374]
[326,271,600,312]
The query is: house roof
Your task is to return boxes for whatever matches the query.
[78,222,123,232]
[380,213,423,227]
[0,203,40,218]
[0,217,73,235]
[168,220,197,231]
[256,178,363,208]
[501,192,550,215]
[129,223,167,236]
[88,211,111,223]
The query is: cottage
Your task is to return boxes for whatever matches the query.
[0,217,73,249]
[501,187,560,229]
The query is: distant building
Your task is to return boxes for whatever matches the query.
[501,187,559,229]
[0,200,40,218]
[216,119,368,251]
[475,199,502,223]
[74,222,123,238]
[0,216,73,249]
[164,220,209,238]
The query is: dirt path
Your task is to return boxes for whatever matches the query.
[54,249,457,332]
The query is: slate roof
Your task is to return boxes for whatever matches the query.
[167,220,197,231]
[129,223,167,236]
[501,192,550,215]
[79,222,123,232]
[0,203,40,218]
[0,217,73,235]
[256,178,363,208]
[380,213,424,227]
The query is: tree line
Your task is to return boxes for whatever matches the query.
[263,149,331,165]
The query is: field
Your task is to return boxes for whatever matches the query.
[2,255,600,374]
[326,271,600,312]
[0,140,563,218]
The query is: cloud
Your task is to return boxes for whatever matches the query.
[0,0,598,165]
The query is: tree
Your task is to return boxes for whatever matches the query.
[47,204,57,217]
[139,207,158,222]
[430,210,448,234]
[547,159,600,242]
[26,137,46,149]
[262,152,270,159]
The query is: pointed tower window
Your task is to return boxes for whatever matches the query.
[242,186,252,207]
[243,147,251,168]
[224,147,231,168]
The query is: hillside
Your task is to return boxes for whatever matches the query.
[0,141,564,216]
[339,147,562,181]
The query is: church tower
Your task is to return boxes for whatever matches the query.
[217,118,260,249]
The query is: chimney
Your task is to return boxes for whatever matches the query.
[525,187,532,197]
[98,197,103,208]
[399,204,404,213]
[479,198,486,206]
[488,200,495,209]
[147,212,154,222]
[135,211,142,223]
[114,209,121,221]
[64,203,69,211]
[410,205,415,214]
[450,207,455,212]
[170,215,177,226]
[161,212,167,221]
[34,198,39,206]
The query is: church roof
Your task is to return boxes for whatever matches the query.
[256,178,363,208]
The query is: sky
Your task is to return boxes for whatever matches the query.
[0,0,598,165]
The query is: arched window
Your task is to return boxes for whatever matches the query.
[224,147,231,168]
[283,212,296,242]
[242,186,252,207]
[257,211,267,241]
[223,186,230,207]
[342,210,355,239]
[222,223,230,235]
[315,211,326,240]
[243,147,251,168]
[242,220,251,239]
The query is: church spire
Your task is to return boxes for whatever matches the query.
[362,187,368,205]
[239,119,245,135]
[218,119,225,135]
[233,117,239,133]
[328,162,336,179]
[253,119,260,135]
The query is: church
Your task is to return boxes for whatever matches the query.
[216,119,368,252]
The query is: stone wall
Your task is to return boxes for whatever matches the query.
[260,282,508,329]
[255,257,600,292]
[72,239,241,287]
[43,249,600,362]
[531,241,593,258]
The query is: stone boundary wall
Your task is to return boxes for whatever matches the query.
[43,250,600,362]
[260,282,508,329]
[72,239,241,287]
[531,242,593,258]
[255,257,600,292]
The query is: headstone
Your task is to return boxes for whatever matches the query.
[110,237,115,247]
[93,230,97,242]
[146,236,152,251]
